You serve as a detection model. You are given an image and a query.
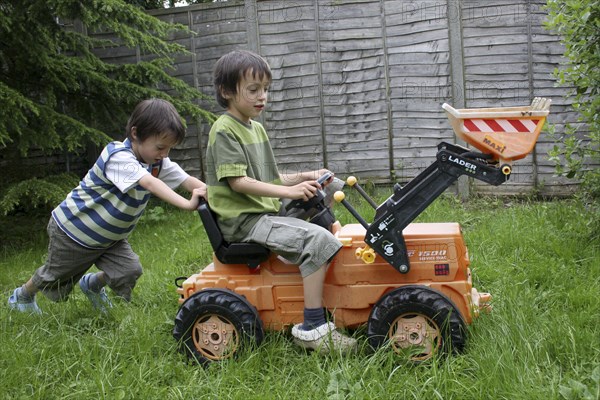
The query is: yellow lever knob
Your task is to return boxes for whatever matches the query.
[346,176,357,187]
[333,191,345,202]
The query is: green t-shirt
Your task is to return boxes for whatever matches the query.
[206,114,282,241]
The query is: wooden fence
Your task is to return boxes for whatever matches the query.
[98,0,587,196]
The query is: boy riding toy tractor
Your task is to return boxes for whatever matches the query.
[173,99,551,364]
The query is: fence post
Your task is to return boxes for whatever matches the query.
[245,0,260,53]
[526,0,538,189]
[379,0,394,183]
[447,0,469,198]
[244,0,267,128]
[314,0,328,170]
[187,9,205,181]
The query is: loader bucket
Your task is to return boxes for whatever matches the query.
[442,98,551,164]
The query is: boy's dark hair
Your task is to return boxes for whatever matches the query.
[213,50,272,109]
[126,98,186,144]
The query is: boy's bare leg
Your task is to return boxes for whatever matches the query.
[302,265,326,309]
[23,278,39,296]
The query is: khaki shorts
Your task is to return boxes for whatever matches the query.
[31,218,143,302]
[242,214,342,277]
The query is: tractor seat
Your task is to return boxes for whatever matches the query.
[197,201,270,268]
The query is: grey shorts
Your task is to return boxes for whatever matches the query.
[242,214,342,277]
[31,218,143,302]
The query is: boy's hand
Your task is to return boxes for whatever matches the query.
[195,182,207,200]
[316,171,334,186]
[287,181,320,201]
[188,187,205,210]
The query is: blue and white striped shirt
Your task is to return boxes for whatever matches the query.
[52,139,188,249]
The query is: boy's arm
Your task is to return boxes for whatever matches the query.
[180,176,207,199]
[228,176,320,201]
[139,174,201,211]
[279,169,332,186]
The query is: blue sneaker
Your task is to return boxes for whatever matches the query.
[79,273,112,312]
[8,287,42,314]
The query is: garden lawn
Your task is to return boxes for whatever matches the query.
[1,195,599,399]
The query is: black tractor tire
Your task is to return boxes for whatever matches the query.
[367,285,466,361]
[173,288,264,365]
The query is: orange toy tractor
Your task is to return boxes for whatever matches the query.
[173,98,551,364]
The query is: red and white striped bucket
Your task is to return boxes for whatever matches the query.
[442,99,551,163]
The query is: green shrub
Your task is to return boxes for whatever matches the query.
[0,173,79,215]
[545,0,600,197]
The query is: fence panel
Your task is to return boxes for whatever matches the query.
[134,0,588,196]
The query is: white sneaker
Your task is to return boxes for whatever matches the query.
[291,322,357,354]
[8,287,42,314]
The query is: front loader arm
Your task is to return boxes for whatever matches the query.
[365,142,507,273]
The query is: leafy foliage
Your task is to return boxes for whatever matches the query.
[545,0,600,197]
[0,0,214,155]
[0,173,80,215]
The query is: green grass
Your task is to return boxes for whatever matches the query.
[1,194,599,399]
